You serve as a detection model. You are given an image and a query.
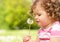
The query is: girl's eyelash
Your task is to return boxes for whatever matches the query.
[38,14,41,16]
[38,13,41,16]
[32,13,41,16]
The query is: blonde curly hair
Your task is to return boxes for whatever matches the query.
[30,0,60,21]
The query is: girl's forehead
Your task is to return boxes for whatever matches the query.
[33,4,45,14]
[31,0,43,14]
[33,2,43,11]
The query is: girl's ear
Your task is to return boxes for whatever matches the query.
[47,13,54,19]
[50,37,60,42]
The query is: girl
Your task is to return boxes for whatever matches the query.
[23,0,60,42]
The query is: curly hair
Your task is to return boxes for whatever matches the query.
[30,0,60,21]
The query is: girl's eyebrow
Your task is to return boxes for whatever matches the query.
[37,12,41,15]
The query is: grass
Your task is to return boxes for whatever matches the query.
[0,29,38,42]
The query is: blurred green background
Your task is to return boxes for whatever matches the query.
[0,30,37,42]
[0,0,39,30]
[0,0,40,42]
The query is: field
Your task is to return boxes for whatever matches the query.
[0,29,37,42]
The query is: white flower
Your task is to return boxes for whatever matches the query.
[27,18,33,24]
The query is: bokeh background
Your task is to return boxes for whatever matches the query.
[0,0,40,42]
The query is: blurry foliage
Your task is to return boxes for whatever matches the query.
[0,0,39,30]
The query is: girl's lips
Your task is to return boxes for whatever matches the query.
[36,21,40,23]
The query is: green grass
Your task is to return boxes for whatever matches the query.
[0,29,38,42]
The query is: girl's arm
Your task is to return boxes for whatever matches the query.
[23,36,40,42]
[50,37,60,42]
[27,36,40,42]
[35,36,40,42]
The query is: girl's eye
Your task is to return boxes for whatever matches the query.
[38,14,41,16]
[32,13,41,17]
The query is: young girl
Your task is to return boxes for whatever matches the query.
[23,0,60,42]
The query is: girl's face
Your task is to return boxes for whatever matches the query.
[33,3,53,28]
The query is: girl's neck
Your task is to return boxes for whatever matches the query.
[43,21,56,29]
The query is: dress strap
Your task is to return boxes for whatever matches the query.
[47,28,52,33]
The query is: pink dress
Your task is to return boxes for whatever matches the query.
[38,21,60,42]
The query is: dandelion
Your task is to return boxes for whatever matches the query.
[27,18,33,24]
[27,18,33,35]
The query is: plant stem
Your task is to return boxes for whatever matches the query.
[29,24,31,35]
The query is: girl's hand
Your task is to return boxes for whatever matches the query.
[28,39,35,42]
[23,35,31,42]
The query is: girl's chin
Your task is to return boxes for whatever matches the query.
[37,22,43,26]
[37,23,44,27]
[37,23,41,26]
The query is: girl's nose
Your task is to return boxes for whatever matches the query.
[34,15,39,22]
[35,15,38,19]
